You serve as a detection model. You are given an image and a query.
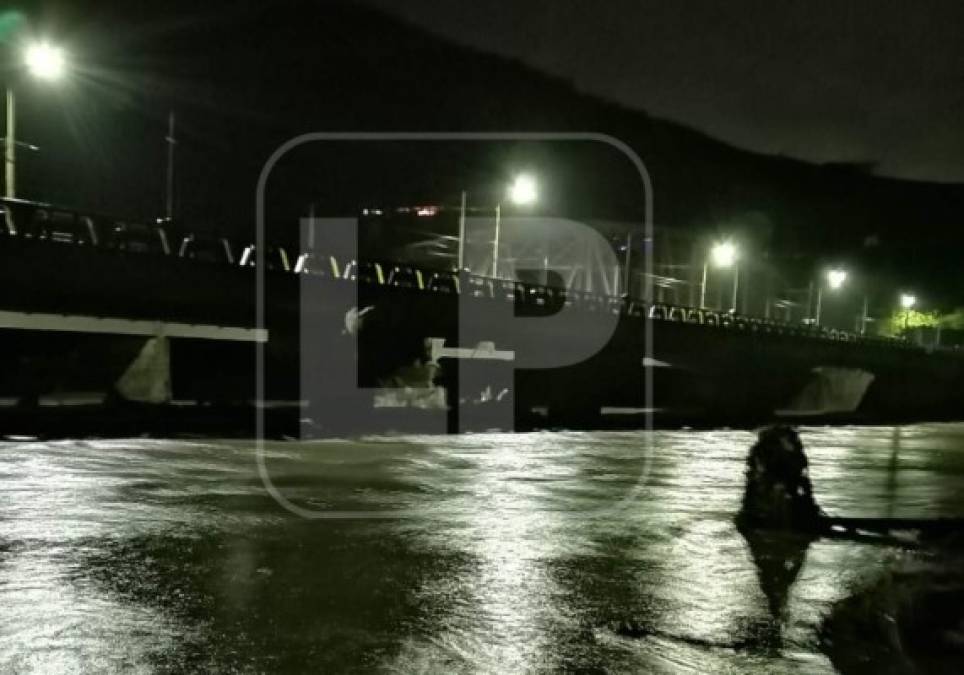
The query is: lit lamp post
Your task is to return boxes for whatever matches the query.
[498,173,537,279]
[814,268,847,326]
[5,41,67,200]
[900,293,917,331]
[699,241,738,312]
[457,173,538,278]
[858,294,870,335]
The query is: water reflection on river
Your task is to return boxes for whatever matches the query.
[2,425,963,672]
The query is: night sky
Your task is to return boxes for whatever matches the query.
[366,0,964,183]
[5,0,964,308]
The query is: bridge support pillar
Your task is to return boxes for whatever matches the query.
[115,335,172,404]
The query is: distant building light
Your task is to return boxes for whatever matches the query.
[416,206,438,216]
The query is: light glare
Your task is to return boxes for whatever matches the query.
[508,174,537,205]
[25,42,65,80]
[827,269,847,290]
[710,241,737,268]
[900,293,916,309]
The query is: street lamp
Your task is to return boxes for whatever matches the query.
[457,173,539,278]
[900,293,917,331]
[813,268,847,326]
[5,40,68,200]
[827,268,847,290]
[700,241,739,311]
[508,173,537,206]
[25,42,66,81]
[711,241,736,268]
[495,173,539,278]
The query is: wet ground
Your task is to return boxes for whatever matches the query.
[2,424,964,672]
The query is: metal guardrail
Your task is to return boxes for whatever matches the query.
[0,198,924,351]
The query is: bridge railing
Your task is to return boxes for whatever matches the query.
[0,198,929,351]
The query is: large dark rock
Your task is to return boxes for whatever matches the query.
[737,425,823,531]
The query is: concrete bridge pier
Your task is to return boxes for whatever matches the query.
[0,310,267,408]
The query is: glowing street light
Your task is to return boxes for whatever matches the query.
[699,241,739,311]
[24,42,66,81]
[507,173,538,206]
[5,40,68,200]
[711,241,737,268]
[827,268,847,290]
[493,174,539,278]
[813,267,848,326]
[899,293,918,332]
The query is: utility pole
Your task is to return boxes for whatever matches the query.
[492,203,501,278]
[165,111,176,222]
[805,281,814,324]
[457,190,466,271]
[730,264,740,313]
[699,262,708,308]
[763,270,772,319]
[5,89,15,200]
[623,230,633,297]
[307,203,316,250]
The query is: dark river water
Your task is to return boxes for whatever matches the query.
[2,424,964,673]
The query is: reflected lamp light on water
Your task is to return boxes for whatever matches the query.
[24,41,66,81]
[710,241,737,268]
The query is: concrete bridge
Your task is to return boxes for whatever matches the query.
[1,197,959,432]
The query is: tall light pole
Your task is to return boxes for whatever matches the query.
[900,293,916,331]
[456,174,538,279]
[814,268,847,326]
[455,194,502,276]
[4,89,14,201]
[623,230,633,297]
[4,41,67,200]
[500,173,537,279]
[457,190,467,271]
[491,203,501,278]
[165,111,176,223]
[731,259,741,313]
[700,241,738,311]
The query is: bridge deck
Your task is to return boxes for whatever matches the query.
[0,310,267,342]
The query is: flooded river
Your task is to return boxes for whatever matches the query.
[2,424,964,672]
